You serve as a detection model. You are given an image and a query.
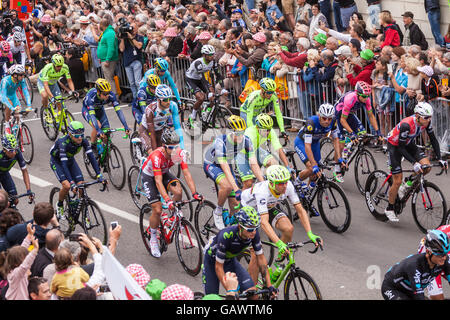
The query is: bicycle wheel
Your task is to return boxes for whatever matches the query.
[83,199,108,244]
[364,170,391,222]
[129,131,145,166]
[24,76,33,104]
[49,187,74,237]
[354,149,377,195]
[139,204,167,256]
[176,179,194,222]
[317,181,351,233]
[83,137,99,180]
[40,106,58,141]
[194,199,218,247]
[237,241,275,268]
[212,106,232,135]
[127,165,148,211]
[19,123,34,164]
[60,111,75,136]
[283,269,322,300]
[175,218,202,276]
[320,137,335,179]
[105,144,126,190]
[182,102,202,140]
[411,181,448,234]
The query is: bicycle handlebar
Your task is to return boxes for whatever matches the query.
[238,288,275,299]
[287,240,323,254]
[9,191,35,204]
[101,128,129,139]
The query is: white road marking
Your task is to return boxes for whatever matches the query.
[10,168,54,187]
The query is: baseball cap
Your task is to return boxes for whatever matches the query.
[233,8,243,14]
[402,11,414,19]
[417,65,434,77]
[360,48,374,61]
[314,33,327,45]
[334,45,351,57]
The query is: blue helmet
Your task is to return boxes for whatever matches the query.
[155,84,172,99]
[31,9,40,18]
[425,229,450,255]
[234,206,261,228]
[154,58,169,72]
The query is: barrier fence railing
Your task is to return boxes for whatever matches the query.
[84,53,450,156]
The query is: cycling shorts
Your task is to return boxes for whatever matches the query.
[202,253,255,295]
[141,171,179,204]
[82,106,110,131]
[387,143,426,175]
[335,110,366,142]
[50,157,84,183]
[294,136,321,165]
[186,77,208,95]
[266,207,289,229]
[0,172,17,196]
[381,278,414,300]
[37,78,61,96]
[235,148,273,182]
[203,162,238,185]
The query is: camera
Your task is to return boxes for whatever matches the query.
[117,17,133,38]
[0,11,14,29]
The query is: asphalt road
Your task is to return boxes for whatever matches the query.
[12,96,450,300]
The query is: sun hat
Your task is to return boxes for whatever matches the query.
[78,15,89,24]
[161,284,194,300]
[163,27,178,37]
[417,65,434,77]
[155,19,167,29]
[125,264,151,288]
[252,32,266,43]
[197,31,212,40]
[360,48,374,61]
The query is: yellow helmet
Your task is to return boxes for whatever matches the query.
[95,78,111,93]
[147,74,161,87]
[227,115,246,132]
[255,113,273,129]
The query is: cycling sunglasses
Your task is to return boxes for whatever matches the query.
[232,131,245,136]
[263,90,274,95]
[160,98,171,102]
[166,144,178,150]
[357,93,369,99]
[72,133,84,138]
[320,116,333,121]
[240,224,258,232]
[421,115,432,120]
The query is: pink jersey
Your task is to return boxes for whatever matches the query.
[335,91,372,117]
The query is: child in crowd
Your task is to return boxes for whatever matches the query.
[371,56,392,136]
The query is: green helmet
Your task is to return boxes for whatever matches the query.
[235,206,261,228]
[68,121,84,135]
[2,133,18,151]
[51,54,65,67]
[259,77,277,92]
[255,113,273,130]
[266,165,291,184]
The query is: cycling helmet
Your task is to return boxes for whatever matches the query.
[155,84,173,99]
[235,206,261,228]
[0,41,10,53]
[154,57,169,72]
[146,74,161,87]
[161,128,180,145]
[201,44,215,55]
[226,115,246,132]
[68,121,85,135]
[13,32,24,42]
[95,78,112,93]
[355,81,371,96]
[255,113,273,130]
[8,64,25,75]
[414,102,433,117]
[259,77,277,92]
[425,229,450,255]
[2,134,18,151]
[31,8,40,18]
[51,54,65,67]
[318,103,335,118]
[266,165,291,184]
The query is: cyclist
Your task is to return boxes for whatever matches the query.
[237,113,293,190]
[185,44,217,128]
[140,57,182,108]
[0,41,13,79]
[7,32,29,66]
[132,73,160,126]
[203,115,264,230]
[333,81,382,183]
[82,78,131,152]
[138,84,184,155]
[49,121,105,217]
[294,103,340,189]
[384,102,447,222]
[202,206,276,299]
[38,53,78,112]
[382,229,450,300]
[1,64,32,135]
[240,165,322,283]
[141,129,202,258]
[239,77,287,141]
[0,134,33,205]
[417,225,450,300]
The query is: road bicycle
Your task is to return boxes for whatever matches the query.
[40,94,78,141]
[49,180,109,244]
[8,190,35,211]
[194,287,277,300]
[364,163,448,233]
[320,133,378,194]
[0,106,35,164]
[139,199,203,276]
[285,149,351,233]
[83,128,127,190]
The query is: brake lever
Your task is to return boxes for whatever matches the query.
[308,241,323,254]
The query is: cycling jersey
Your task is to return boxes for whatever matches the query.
[185,57,215,81]
[0,150,26,173]
[297,115,338,144]
[140,68,181,103]
[132,84,157,124]
[334,91,373,118]
[0,75,31,109]
[38,63,71,85]
[141,146,188,177]
[82,88,129,133]
[244,125,282,152]
[240,90,285,132]
[7,39,26,65]
[204,134,255,165]
[382,253,450,300]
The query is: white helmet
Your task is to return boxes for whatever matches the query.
[201,44,215,55]
[13,32,25,42]
[414,102,433,117]
[8,64,25,75]
[155,84,173,99]
[318,103,334,118]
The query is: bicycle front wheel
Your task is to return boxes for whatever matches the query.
[40,106,58,141]
[129,131,144,166]
[106,144,126,190]
[317,181,351,233]
[411,181,447,234]
[127,165,147,211]
[83,137,98,180]
[284,269,322,300]
[354,149,377,195]
[175,218,202,276]
[319,137,335,179]
[194,199,218,247]
[83,199,108,245]
[49,187,74,237]
[19,123,34,164]
[60,111,75,136]
[139,204,167,256]
[212,106,232,135]
[364,170,391,222]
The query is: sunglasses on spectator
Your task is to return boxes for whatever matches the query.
[232,131,244,136]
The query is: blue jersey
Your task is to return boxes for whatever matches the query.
[1,75,31,108]
[82,88,129,132]
[204,225,263,264]
[297,115,338,144]
[133,84,157,114]
[204,134,255,165]
[140,68,181,103]
[0,150,26,173]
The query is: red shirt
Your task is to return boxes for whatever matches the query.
[142,147,188,176]
[381,24,400,48]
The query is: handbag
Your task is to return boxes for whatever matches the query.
[239,69,260,103]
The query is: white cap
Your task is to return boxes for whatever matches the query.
[334,45,351,57]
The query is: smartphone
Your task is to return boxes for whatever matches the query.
[111,221,118,230]
[387,64,393,73]
[69,233,81,241]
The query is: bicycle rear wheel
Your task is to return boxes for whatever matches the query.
[317,181,351,233]
[127,165,147,210]
[19,123,34,164]
[83,137,99,180]
[139,204,167,257]
[364,170,391,222]
[175,218,202,276]
[176,179,193,222]
[106,144,126,190]
[212,106,232,135]
[284,269,322,300]
[49,187,74,237]
[83,200,108,244]
[40,106,58,141]
[194,199,218,247]
[354,149,377,195]
[320,137,335,179]
[411,181,447,234]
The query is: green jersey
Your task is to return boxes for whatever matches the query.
[38,63,71,85]
[243,125,282,154]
